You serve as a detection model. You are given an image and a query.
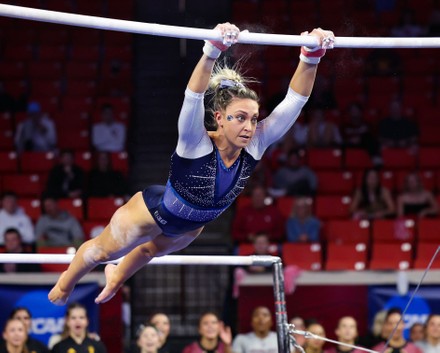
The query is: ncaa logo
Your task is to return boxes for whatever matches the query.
[16,290,66,345]
[384,295,431,339]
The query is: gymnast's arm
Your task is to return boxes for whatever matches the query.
[176,23,239,159]
[247,28,334,159]
[175,55,216,159]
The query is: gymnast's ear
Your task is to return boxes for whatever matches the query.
[214,111,223,127]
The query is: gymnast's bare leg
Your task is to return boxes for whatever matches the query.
[48,192,164,305]
[95,227,203,304]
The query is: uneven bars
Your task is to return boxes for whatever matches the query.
[1,4,440,48]
[0,253,280,266]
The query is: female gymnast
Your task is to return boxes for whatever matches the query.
[48,23,334,305]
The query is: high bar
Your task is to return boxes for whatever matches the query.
[0,253,281,266]
[1,4,440,48]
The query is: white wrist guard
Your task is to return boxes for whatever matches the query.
[299,46,326,65]
[203,41,222,59]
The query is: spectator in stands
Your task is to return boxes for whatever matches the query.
[272,149,318,197]
[44,149,85,199]
[410,323,425,343]
[14,101,57,153]
[231,185,285,244]
[378,99,419,149]
[87,151,129,198]
[396,172,439,219]
[232,306,277,353]
[373,308,422,353]
[0,318,29,353]
[148,313,171,353]
[326,316,358,353]
[246,233,276,273]
[91,103,126,152]
[358,310,387,348]
[304,322,326,353]
[0,228,40,273]
[0,191,35,246]
[35,195,84,248]
[342,102,382,165]
[415,314,440,352]
[286,197,321,243]
[290,316,306,348]
[51,302,107,353]
[182,312,232,353]
[350,168,395,220]
[131,324,161,353]
[234,233,300,296]
[8,307,49,353]
[307,108,343,148]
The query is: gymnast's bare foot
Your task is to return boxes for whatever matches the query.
[48,272,71,305]
[95,264,120,304]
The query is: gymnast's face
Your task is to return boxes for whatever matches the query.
[217,98,259,149]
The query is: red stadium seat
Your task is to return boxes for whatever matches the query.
[238,243,279,256]
[28,62,63,80]
[325,243,368,271]
[414,242,440,269]
[370,243,413,270]
[19,151,56,173]
[275,196,296,219]
[381,148,417,170]
[3,44,34,61]
[31,80,62,97]
[0,151,18,173]
[57,129,90,151]
[282,243,322,270]
[111,152,129,175]
[234,195,251,213]
[371,219,416,244]
[18,198,41,222]
[0,62,27,80]
[419,147,440,169]
[418,219,440,242]
[103,45,133,62]
[344,149,373,170]
[2,174,43,197]
[37,45,67,61]
[0,113,13,130]
[70,45,101,62]
[325,219,370,244]
[58,198,84,221]
[0,130,15,150]
[82,221,107,240]
[307,149,343,170]
[314,195,352,220]
[65,80,97,97]
[74,151,93,172]
[61,96,94,113]
[37,246,75,272]
[316,171,355,195]
[419,125,440,146]
[87,197,125,221]
[65,62,99,80]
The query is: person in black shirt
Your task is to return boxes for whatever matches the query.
[51,302,107,353]
[0,230,40,273]
[5,307,49,353]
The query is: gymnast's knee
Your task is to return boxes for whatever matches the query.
[83,245,111,267]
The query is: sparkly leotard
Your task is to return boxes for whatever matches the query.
[142,87,308,236]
